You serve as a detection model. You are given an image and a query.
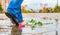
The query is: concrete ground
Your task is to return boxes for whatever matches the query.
[0,13,60,35]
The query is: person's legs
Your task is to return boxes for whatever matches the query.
[5,12,19,26]
[7,0,23,23]
[6,0,24,34]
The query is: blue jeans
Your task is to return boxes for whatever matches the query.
[7,0,23,23]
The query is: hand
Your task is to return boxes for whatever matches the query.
[19,22,25,30]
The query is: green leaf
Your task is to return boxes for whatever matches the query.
[25,23,32,26]
[45,23,50,24]
[37,21,43,26]
[31,25,35,30]
[30,19,36,23]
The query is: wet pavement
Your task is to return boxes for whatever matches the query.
[0,14,60,35]
[0,25,22,35]
[11,26,22,35]
[0,14,22,35]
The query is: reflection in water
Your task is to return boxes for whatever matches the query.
[0,25,22,35]
[11,26,22,35]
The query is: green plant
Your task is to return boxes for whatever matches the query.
[21,9,30,13]
[53,6,60,13]
[25,19,53,30]
[37,21,43,26]
[0,4,3,11]
[25,19,43,30]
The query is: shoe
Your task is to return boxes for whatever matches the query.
[19,22,25,30]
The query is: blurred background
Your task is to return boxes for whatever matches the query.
[0,0,60,13]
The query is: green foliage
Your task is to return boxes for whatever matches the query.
[37,21,43,26]
[53,6,60,13]
[25,19,43,30]
[0,4,3,11]
[31,25,35,30]
[25,19,53,30]
[30,19,36,23]
[25,23,31,26]
[22,10,30,13]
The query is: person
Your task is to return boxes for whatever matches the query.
[5,0,25,30]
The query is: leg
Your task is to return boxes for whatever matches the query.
[5,12,19,26]
[7,0,23,23]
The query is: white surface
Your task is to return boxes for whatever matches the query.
[22,13,56,33]
[42,31,56,35]
[0,13,60,35]
[22,31,56,35]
